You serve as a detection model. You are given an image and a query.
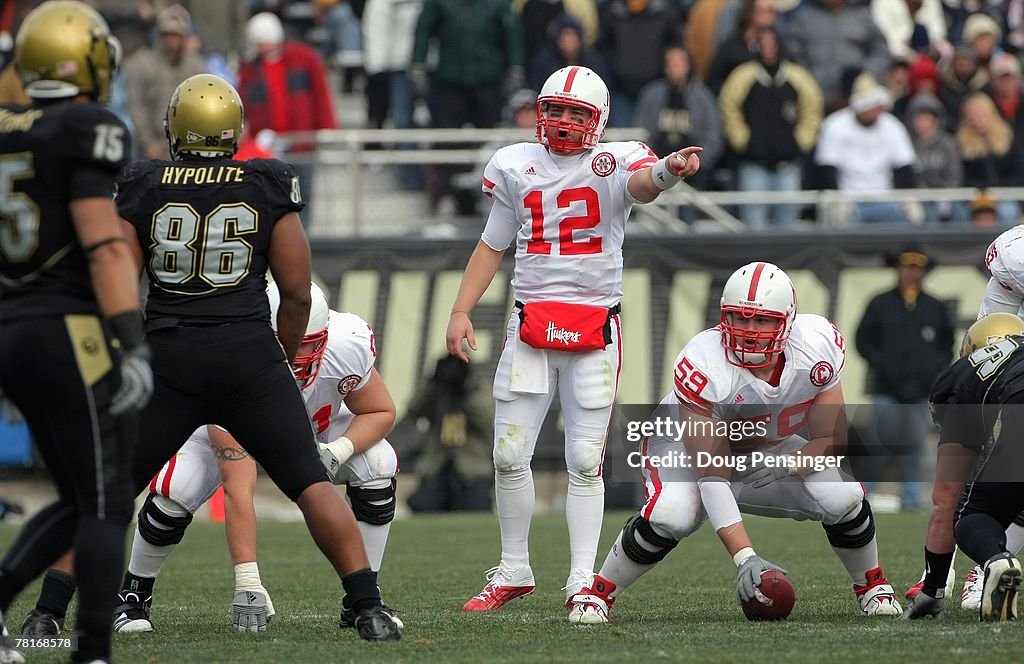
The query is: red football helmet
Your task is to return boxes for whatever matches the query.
[720,262,796,368]
[267,282,330,388]
[536,65,610,152]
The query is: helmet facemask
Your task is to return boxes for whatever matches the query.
[720,306,790,369]
[536,99,599,152]
[293,327,329,388]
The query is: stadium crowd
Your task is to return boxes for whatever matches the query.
[4,0,1024,226]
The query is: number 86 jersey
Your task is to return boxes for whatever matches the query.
[672,314,846,447]
[480,141,658,307]
[115,157,304,326]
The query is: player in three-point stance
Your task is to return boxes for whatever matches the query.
[446,65,703,613]
[567,262,902,623]
[902,312,1024,622]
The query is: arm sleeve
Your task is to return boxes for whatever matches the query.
[697,477,742,531]
[480,153,519,250]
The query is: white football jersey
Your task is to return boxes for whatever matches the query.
[188,310,376,447]
[480,141,658,307]
[670,314,846,447]
[981,225,1024,317]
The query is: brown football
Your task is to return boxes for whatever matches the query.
[741,570,795,621]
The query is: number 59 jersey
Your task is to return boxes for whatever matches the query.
[480,141,658,307]
[115,157,304,326]
[0,102,130,320]
[671,314,847,447]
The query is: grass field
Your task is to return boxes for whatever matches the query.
[2,510,1022,663]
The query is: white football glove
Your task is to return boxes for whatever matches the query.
[319,436,354,484]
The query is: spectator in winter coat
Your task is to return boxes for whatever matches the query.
[719,27,823,228]
[905,92,962,222]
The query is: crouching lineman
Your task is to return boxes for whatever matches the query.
[567,262,901,624]
[21,283,401,636]
[902,312,1024,622]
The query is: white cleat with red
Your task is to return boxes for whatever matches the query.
[962,565,983,611]
[855,566,901,616]
[463,564,535,611]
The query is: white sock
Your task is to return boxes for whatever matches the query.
[596,530,659,598]
[357,521,391,572]
[495,467,534,568]
[127,524,176,579]
[1005,523,1024,555]
[828,505,879,586]
[234,562,275,617]
[565,473,604,573]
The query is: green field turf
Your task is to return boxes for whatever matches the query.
[2,510,1022,663]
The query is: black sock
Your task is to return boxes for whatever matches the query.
[121,571,155,598]
[0,570,17,613]
[341,568,382,614]
[922,548,955,597]
[36,569,76,619]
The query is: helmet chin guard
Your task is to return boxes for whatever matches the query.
[719,262,796,369]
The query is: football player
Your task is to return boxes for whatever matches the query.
[111,283,400,633]
[902,313,1024,622]
[903,228,1024,611]
[446,66,703,613]
[567,263,902,623]
[0,3,152,663]
[21,73,401,643]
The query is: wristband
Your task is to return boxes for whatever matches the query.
[733,547,757,567]
[109,309,146,351]
[325,436,355,465]
[651,156,682,190]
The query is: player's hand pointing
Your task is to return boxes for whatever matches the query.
[668,146,703,178]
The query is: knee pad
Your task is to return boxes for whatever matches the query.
[137,494,194,547]
[346,478,396,526]
[495,466,532,492]
[565,437,605,479]
[822,499,875,549]
[620,514,678,565]
[492,423,535,472]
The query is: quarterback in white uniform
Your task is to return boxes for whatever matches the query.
[111,283,399,633]
[445,65,703,613]
[567,263,902,623]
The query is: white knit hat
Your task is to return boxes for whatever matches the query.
[849,73,892,113]
[246,12,284,49]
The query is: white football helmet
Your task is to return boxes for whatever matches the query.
[536,65,610,152]
[266,281,330,388]
[719,262,796,368]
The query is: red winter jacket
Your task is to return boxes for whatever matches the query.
[237,42,337,142]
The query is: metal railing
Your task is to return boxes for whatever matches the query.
[273,128,1024,236]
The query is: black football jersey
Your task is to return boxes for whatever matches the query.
[115,157,304,327]
[930,334,1024,451]
[0,102,130,320]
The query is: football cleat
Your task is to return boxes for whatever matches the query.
[962,565,983,611]
[20,609,62,637]
[855,566,901,616]
[232,589,271,633]
[353,605,403,641]
[563,568,595,606]
[980,555,1021,622]
[113,591,153,633]
[463,563,535,612]
[0,609,26,664]
[567,575,617,624]
[339,597,402,630]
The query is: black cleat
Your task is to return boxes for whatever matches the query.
[353,605,403,641]
[112,591,154,633]
[20,609,62,637]
[340,596,400,630]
